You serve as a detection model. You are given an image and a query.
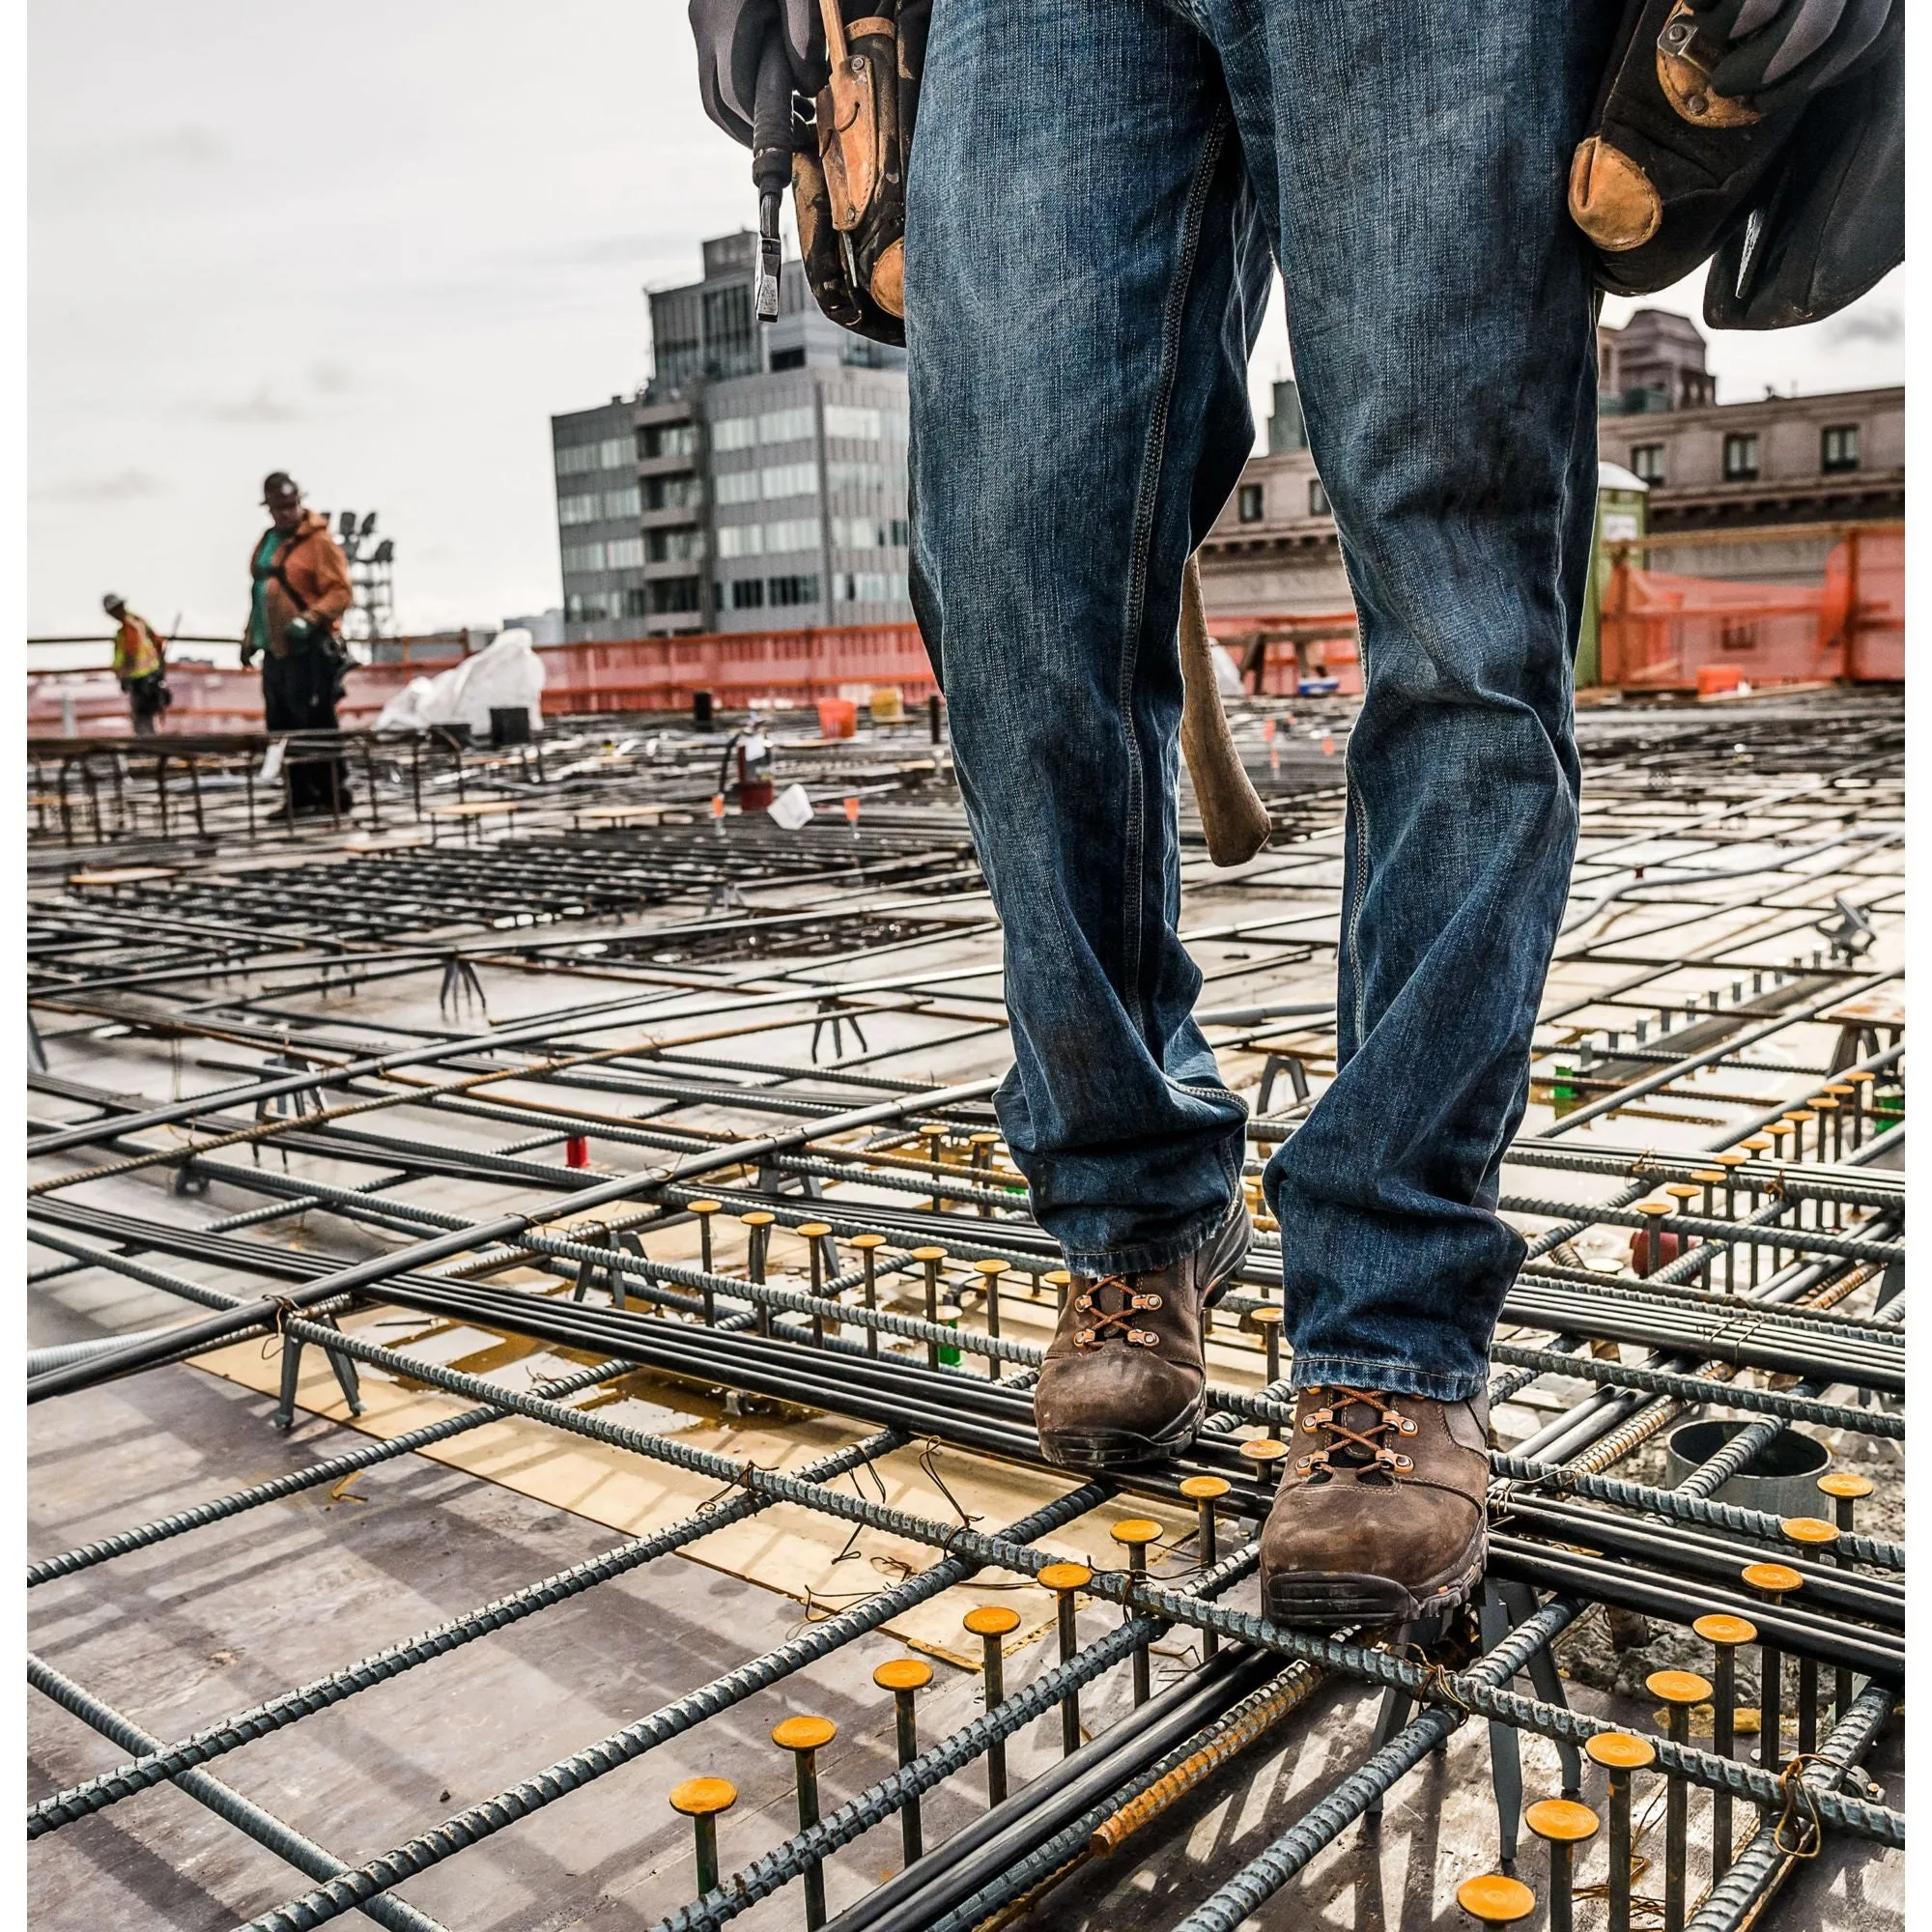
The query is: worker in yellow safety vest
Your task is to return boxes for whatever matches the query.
[101,594,169,736]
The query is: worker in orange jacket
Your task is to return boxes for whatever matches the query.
[242,471,355,817]
[101,593,169,736]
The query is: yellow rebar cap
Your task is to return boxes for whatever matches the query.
[669,1776,738,1816]
[1817,1470,1874,1500]
[873,1658,933,1692]
[1742,1561,1804,1595]
[1456,1873,1536,1923]
[1646,1669,1714,1706]
[1524,1798,1600,1843]
[1110,1519,1162,1548]
[1584,1731,1656,1771]
[1780,1516,1840,1548]
[1179,1475,1232,1500]
[1693,1613,1759,1647]
[772,1715,837,1752]
[1037,1561,1092,1592]
[962,1605,1021,1637]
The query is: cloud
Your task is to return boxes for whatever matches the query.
[35,469,167,502]
[309,362,355,395]
[1827,304,1902,349]
[523,229,701,268]
[194,384,304,424]
[35,125,231,199]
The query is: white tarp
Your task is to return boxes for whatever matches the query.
[374,629,545,737]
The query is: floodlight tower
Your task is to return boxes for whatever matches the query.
[321,508,396,650]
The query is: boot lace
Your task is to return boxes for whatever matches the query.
[1070,1274,1164,1351]
[1294,1386,1420,1484]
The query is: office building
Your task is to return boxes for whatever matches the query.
[553,233,911,640]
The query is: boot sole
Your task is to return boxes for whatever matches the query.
[1262,1530,1489,1630]
[1037,1207,1253,1472]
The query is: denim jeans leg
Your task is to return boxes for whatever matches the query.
[1207,0,1615,1399]
[906,0,1272,1275]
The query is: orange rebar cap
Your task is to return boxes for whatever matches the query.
[1693,1613,1758,1647]
[1584,1731,1656,1771]
[1524,1798,1600,1843]
[669,1776,738,1816]
[962,1605,1020,1637]
[1456,1873,1536,1923]
[1647,1669,1714,1706]
[772,1715,837,1752]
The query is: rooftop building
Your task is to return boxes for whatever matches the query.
[1201,319,1902,611]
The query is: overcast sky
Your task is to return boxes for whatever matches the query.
[30,0,1904,640]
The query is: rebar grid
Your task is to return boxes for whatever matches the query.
[27,686,1903,1930]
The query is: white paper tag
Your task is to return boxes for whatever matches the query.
[767,782,813,831]
[259,740,287,783]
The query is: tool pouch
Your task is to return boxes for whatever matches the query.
[1570,0,1899,325]
[794,0,926,346]
[1569,0,1803,298]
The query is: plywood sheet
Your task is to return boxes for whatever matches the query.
[190,1309,1199,1667]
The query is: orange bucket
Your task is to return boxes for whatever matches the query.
[816,698,858,738]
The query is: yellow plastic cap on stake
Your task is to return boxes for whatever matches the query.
[1646,1669,1714,1706]
[669,1776,738,1816]
[962,1605,1021,1637]
[1584,1731,1656,1771]
[872,1658,933,1693]
[1179,1475,1232,1500]
[1817,1470,1874,1500]
[1456,1873,1536,1923]
[1693,1613,1759,1647]
[772,1716,837,1752]
[1780,1516,1840,1548]
[1524,1798,1600,1843]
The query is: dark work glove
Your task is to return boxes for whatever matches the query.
[1688,0,1892,105]
[689,0,825,146]
[283,615,316,647]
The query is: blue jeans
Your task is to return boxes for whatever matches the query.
[905,0,1608,1401]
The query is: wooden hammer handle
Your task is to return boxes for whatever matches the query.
[1179,554,1271,867]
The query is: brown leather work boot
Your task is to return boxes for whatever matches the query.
[1259,1386,1491,1626]
[1033,1203,1251,1470]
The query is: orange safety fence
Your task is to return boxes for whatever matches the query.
[1601,529,1902,692]
[23,624,942,740]
[23,533,1901,740]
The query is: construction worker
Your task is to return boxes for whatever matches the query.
[692,2,1893,1632]
[242,472,354,817]
[101,594,167,735]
